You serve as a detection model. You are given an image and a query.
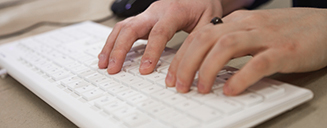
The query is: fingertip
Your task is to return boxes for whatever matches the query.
[106,58,123,74]
[165,72,175,87]
[98,53,108,69]
[139,58,157,75]
[175,79,190,93]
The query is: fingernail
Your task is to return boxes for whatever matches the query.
[140,60,152,69]
[223,83,233,95]
[99,54,106,62]
[197,82,205,93]
[107,58,115,69]
[175,79,184,92]
[165,72,174,87]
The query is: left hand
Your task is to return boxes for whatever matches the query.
[165,8,327,95]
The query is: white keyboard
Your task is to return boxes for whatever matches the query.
[0,21,313,128]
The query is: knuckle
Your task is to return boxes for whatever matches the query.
[252,55,273,72]
[217,34,238,48]
[194,29,212,42]
[151,27,170,38]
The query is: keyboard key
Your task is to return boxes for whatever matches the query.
[130,81,152,90]
[113,106,138,120]
[94,95,116,108]
[65,80,90,89]
[248,81,285,99]
[140,85,163,95]
[117,89,139,100]
[98,81,120,90]
[126,93,149,105]
[204,96,243,115]
[136,99,161,111]
[107,85,129,95]
[175,99,201,111]
[74,85,96,95]
[162,94,187,105]
[188,105,222,122]
[151,89,175,100]
[227,91,264,107]
[103,100,127,114]
[82,89,105,101]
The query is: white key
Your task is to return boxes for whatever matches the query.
[188,105,222,122]
[74,85,95,95]
[98,81,120,90]
[107,85,129,95]
[175,99,201,111]
[88,75,111,86]
[147,104,172,117]
[162,94,187,105]
[117,89,139,100]
[63,61,82,70]
[103,100,127,114]
[61,76,82,85]
[113,106,138,120]
[141,73,166,82]
[82,89,104,101]
[94,95,116,108]
[122,76,143,86]
[191,93,218,102]
[151,89,175,100]
[159,109,184,124]
[180,89,197,98]
[109,71,134,81]
[51,70,71,81]
[77,69,96,78]
[155,78,166,87]
[155,61,170,72]
[128,68,140,75]
[130,81,152,90]
[126,93,148,105]
[66,80,89,89]
[136,99,161,111]
[248,81,285,99]
[123,113,150,127]
[140,85,163,95]
[70,65,89,73]
[227,91,264,107]
[122,61,139,71]
[204,96,243,115]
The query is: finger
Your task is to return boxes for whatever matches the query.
[165,31,198,87]
[175,23,249,93]
[98,18,128,69]
[198,31,262,93]
[223,49,283,96]
[139,15,183,74]
[191,7,222,32]
[107,16,156,74]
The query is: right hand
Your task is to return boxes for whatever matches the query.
[98,0,223,74]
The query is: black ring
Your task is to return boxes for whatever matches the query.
[210,17,223,25]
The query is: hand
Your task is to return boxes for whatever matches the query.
[165,8,327,95]
[98,0,223,74]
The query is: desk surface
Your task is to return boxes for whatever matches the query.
[0,0,326,128]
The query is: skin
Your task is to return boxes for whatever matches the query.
[99,0,327,96]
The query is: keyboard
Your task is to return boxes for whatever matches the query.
[0,21,313,128]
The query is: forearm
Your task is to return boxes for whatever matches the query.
[219,0,255,16]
